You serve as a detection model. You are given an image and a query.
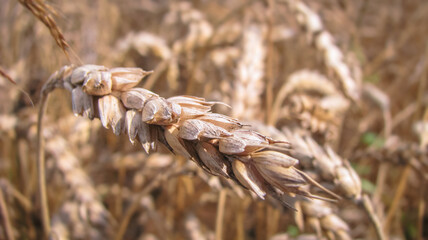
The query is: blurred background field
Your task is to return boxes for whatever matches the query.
[0,0,427,239]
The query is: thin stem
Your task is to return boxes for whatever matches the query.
[414,42,428,122]
[0,189,15,240]
[373,163,388,209]
[384,164,412,234]
[0,180,32,213]
[361,194,386,240]
[417,180,426,240]
[215,189,227,240]
[0,66,34,107]
[265,0,275,125]
[37,93,51,236]
[143,59,170,90]
[0,66,16,84]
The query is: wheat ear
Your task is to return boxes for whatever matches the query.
[283,129,386,240]
[42,64,339,207]
[280,0,361,102]
[44,123,114,240]
[232,24,266,120]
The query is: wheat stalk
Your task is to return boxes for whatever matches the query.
[0,66,16,85]
[0,187,15,240]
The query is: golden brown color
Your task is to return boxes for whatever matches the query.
[0,0,427,239]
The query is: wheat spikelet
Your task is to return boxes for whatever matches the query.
[249,123,354,239]
[43,64,339,207]
[295,199,351,240]
[285,95,349,141]
[272,70,349,140]
[283,129,361,199]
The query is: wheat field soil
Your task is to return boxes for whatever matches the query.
[0,0,427,240]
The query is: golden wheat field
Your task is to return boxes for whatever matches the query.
[0,0,427,239]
